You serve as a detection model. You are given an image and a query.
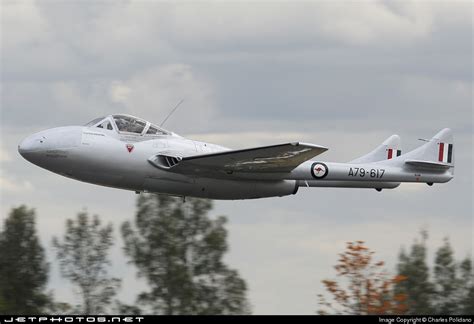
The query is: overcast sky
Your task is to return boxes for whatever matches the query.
[1,0,472,314]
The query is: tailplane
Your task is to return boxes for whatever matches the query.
[402,128,454,169]
[350,134,401,164]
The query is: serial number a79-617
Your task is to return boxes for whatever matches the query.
[348,167,385,179]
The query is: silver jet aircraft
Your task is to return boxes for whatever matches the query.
[18,114,454,200]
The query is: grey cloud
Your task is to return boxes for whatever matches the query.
[1,1,472,315]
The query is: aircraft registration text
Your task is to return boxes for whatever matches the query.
[348,167,385,179]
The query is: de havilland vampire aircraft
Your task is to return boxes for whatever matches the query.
[18,114,454,200]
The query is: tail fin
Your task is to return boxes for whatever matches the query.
[350,134,401,164]
[402,128,454,170]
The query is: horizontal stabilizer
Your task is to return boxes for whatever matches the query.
[405,159,451,169]
[393,128,454,168]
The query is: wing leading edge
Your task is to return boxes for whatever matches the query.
[148,142,328,175]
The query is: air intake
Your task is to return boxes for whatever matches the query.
[148,154,182,170]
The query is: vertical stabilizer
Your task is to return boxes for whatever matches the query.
[403,128,454,166]
[350,134,401,164]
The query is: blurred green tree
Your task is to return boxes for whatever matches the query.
[395,230,434,314]
[396,232,474,315]
[433,238,458,314]
[121,194,250,315]
[0,206,51,314]
[459,258,474,314]
[433,239,474,315]
[52,211,120,314]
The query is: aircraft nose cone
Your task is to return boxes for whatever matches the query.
[18,137,33,154]
[18,134,46,158]
[19,126,82,164]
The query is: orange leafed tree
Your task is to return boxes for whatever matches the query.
[318,241,408,315]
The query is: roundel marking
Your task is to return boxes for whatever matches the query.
[311,162,328,179]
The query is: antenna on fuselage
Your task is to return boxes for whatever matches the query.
[160,99,184,127]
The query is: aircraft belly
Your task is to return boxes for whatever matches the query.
[300,180,400,189]
[72,171,124,187]
[143,177,194,196]
[142,176,297,200]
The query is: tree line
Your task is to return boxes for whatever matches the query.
[318,233,473,315]
[0,195,472,315]
[0,194,249,315]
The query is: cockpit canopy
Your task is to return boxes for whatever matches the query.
[84,114,171,136]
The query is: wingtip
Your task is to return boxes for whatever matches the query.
[297,142,329,151]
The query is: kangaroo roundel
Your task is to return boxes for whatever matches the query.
[311,162,328,179]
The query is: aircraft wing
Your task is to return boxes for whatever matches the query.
[148,142,328,176]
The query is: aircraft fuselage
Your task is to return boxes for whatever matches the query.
[18,115,454,200]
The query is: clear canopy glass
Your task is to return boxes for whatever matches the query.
[113,115,146,134]
[85,115,170,136]
[84,117,106,127]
